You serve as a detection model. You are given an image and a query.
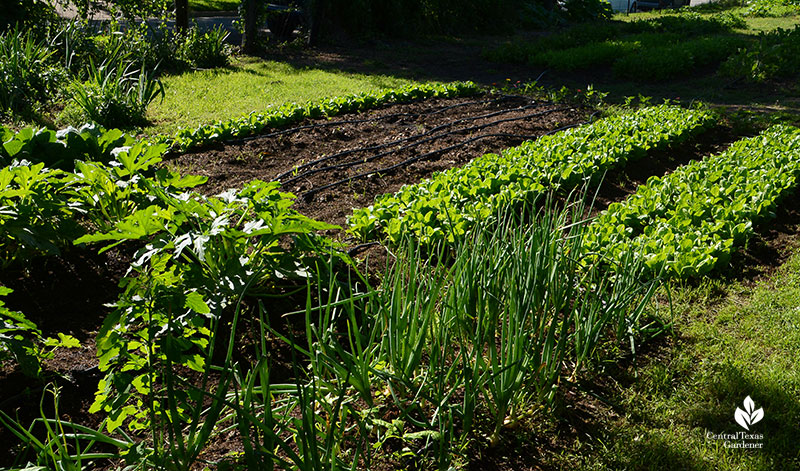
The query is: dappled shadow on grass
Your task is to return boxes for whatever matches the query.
[229,25,800,130]
[687,362,800,470]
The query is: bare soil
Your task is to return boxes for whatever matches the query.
[166,94,588,232]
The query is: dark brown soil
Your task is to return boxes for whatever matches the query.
[0,247,129,466]
[165,94,589,233]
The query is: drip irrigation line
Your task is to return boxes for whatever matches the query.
[274,99,543,182]
[347,241,381,256]
[222,95,517,146]
[300,130,556,200]
[281,106,567,187]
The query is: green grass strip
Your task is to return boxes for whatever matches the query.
[349,105,716,245]
[151,81,480,152]
[584,124,800,278]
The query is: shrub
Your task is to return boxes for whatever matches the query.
[560,0,613,22]
[484,12,743,67]
[317,0,615,37]
[532,39,642,70]
[0,28,66,112]
[720,25,800,81]
[630,11,746,34]
[1,0,58,35]
[177,25,230,69]
[743,0,800,17]
[95,23,180,72]
[613,36,747,81]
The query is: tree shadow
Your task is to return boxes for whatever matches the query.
[686,362,800,468]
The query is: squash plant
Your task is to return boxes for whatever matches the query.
[77,178,349,438]
[1,124,133,170]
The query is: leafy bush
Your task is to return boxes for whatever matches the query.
[0,28,66,112]
[0,139,196,267]
[318,0,613,37]
[613,36,747,81]
[69,59,165,128]
[68,142,205,233]
[78,178,343,437]
[1,0,58,36]
[55,22,182,78]
[492,30,744,79]
[632,11,746,34]
[742,0,800,17]
[484,12,744,66]
[0,163,80,267]
[560,0,613,22]
[720,25,800,81]
[530,36,650,70]
[46,21,105,78]
[177,25,230,69]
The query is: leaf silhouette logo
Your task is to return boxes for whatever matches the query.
[734,396,764,430]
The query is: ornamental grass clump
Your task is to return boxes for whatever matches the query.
[69,59,164,128]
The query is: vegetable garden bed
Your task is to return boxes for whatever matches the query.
[3,88,800,470]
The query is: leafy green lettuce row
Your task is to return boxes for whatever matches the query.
[349,105,715,245]
[584,125,800,278]
[154,81,481,152]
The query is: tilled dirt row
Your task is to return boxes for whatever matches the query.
[166,94,589,233]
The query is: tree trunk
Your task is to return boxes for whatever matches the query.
[306,0,320,46]
[175,0,189,31]
[242,0,259,53]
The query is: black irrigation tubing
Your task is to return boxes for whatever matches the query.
[282,106,570,187]
[274,98,543,182]
[347,241,381,256]
[222,95,518,146]
[301,130,558,200]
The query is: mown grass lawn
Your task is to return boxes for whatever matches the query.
[145,56,424,135]
[188,0,239,12]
